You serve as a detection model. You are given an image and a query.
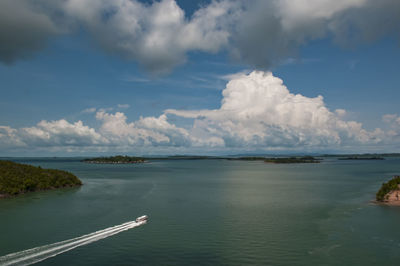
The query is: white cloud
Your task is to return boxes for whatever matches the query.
[82,107,97,114]
[120,75,150,83]
[1,0,399,72]
[382,114,400,141]
[277,0,367,30]
[63,0,233,74]
[117,104,130,109]
[0,71,397,154]
[219,70,252,81]
[0,126,25,148]
[95,111,192,147]
[383,114,400,124]
[98,107,113,112]
[166,71,385,149]
[20,119,106,147]
[226,0,400,68]
[335,109,347,117]
[0,111,193,153]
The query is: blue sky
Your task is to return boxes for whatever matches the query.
[0,0,399,156]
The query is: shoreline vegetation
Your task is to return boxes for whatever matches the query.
[82,155,322,164]
[229,156,321,163]
[264,156,321,164]
[82,155,147,164]
[80,153,398,162]
[0,160,82,198]
[322,153,399,158]
[338,156,384,160]
[375,176,400,206]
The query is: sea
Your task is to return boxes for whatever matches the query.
[0,157,400,265]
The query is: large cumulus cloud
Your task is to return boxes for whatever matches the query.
[166,71,384,149]
[1,71,397,154]
[1,0,399,73]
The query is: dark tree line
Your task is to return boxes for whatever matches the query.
[82,155,146,164]
[0,160,82,196]
[376,176,400,201]
[264,156,321,164]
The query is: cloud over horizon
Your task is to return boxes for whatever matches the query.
[0,0,399,73]
[166,71,386,149]
[0,71,398,155]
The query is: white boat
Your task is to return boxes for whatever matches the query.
[136,215,148,222]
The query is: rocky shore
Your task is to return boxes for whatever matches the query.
[375,176,400,206]
[376,187,400,206]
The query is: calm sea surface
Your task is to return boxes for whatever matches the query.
[1,158,400,265]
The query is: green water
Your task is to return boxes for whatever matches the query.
[1,158,400,265]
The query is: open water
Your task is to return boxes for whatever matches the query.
[1,157,400,265]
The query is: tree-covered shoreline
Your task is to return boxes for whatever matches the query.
[264,156,321,164]
[0,160,82,198]
[82,155,147,164]
[228,156,321,163]
[338,156,384,160]
[376,176,400,202]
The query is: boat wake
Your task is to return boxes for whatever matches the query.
[0,220,146,266]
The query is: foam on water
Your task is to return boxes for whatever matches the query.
[0,220,146,266]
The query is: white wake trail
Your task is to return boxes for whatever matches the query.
[0,220,146,266]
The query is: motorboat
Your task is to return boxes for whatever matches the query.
[136,215,148,223]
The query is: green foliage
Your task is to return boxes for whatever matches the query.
[264,156,321,164]
[0,160,82,197]
[376,176,400,201]
[338,156,384,160]
[82,155,146,164]
[235,157,267,161]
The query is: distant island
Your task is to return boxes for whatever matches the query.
[264,156,321,164]
[80,155,324,164]
[0,160,82,198]
[82,155,147,164]
[229,156,321,163]
[323,153,400,158]
[376,176,400,205]
[229,157,267,161]
[338,156,384,160]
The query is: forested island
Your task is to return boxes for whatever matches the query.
[376,176,400,204]
[0,160,82,198]
[323,153,400,158]
[82,155,147,164]
[264,156,321,164]
[229,157,267,161]
[81,155,323,164]
[229,156,321,163]
[338,156,384,160]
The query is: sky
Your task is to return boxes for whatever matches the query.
[0,0,400,156]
